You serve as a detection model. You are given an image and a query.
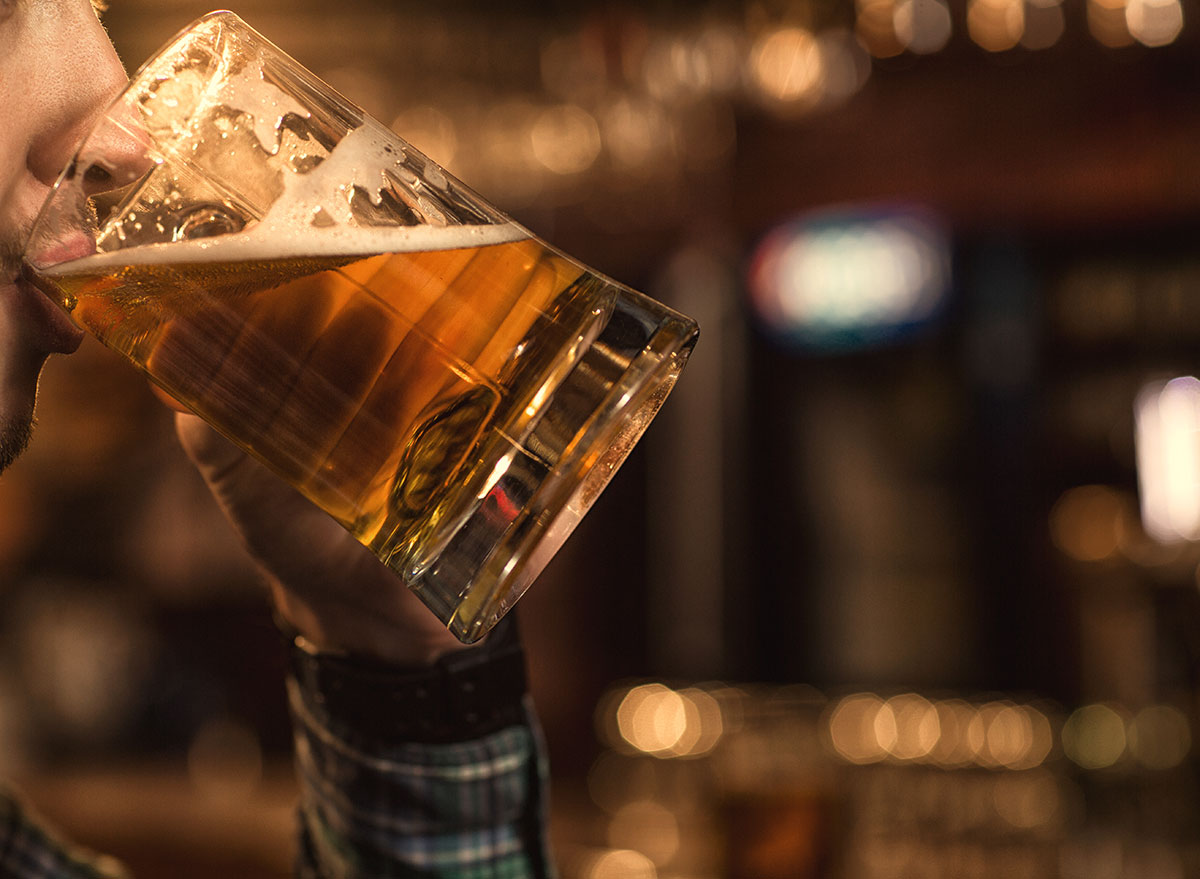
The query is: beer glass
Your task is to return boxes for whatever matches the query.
[24,12,698,643]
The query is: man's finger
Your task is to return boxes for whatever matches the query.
[175,412,248,483]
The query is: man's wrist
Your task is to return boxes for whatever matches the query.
[267,582,469,666]
[282,614,528,744]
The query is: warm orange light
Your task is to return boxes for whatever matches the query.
[968,0,1025,51]
[530,104,602,175]
[1022,0,1066,48]
[929,699,977,767]
[582,849,657,879]
[1126,0,1184,46]
[616,684,689,755]
[881,693,940,760]
[1049,485,1128,562]
[601,96,674,175]
[1012,705,1055,769]
[856,0,906,57]
[986,703,1035,768]
[670,687,724,757]
[827,693,889,764]
[966,701,1036,767]
[611,683,725,759]
[749,26,825,107]
[1088,0,1136,46]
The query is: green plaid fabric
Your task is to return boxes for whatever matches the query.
[0,793,128,879]
[0,678,552,878]
[288,679,555,879]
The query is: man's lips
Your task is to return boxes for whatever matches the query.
[12,229,95,354]
[28,230,97,268]
[7,273,86,355]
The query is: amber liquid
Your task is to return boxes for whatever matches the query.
[32,236,614,570]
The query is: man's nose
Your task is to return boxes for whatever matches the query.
[68,107,155,197]
[24,6,144,195]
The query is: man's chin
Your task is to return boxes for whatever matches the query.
[0,413,34,474]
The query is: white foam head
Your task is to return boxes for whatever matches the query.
[54,105,525,273]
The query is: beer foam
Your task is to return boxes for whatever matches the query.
[56,85,526,274]
[51,112,526,275]
[52,219,527,274]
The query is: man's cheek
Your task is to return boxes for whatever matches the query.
[0,163,19,226]
[0,144,29,247]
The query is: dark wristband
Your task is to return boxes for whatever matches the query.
[284,615,528,744]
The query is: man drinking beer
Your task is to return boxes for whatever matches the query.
[0,1,551,875]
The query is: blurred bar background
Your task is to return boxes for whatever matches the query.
[6,0,1200,875]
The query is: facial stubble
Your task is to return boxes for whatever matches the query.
[0,223,39,475]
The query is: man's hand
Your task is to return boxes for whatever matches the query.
[174,411,471,667]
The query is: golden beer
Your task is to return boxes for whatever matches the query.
[24,12,698,641]
[31,224,683,635]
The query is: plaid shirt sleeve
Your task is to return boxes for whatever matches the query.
[0,635,552,879]
[0,791,129,879]
[286,670,555,879]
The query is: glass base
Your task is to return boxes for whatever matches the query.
[393,288,698,643]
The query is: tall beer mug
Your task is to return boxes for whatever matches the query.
[24,12,698,643]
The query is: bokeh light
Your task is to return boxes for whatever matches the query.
[530,104,603,175]
[1022,0,1066,48]
[581,849,658,879]
[749,26,825,109]
[1136,377,1200,543]
[1062,703,1128,769]
[857,0,907,57]
[970,702,1036,768]
[827,693,1054,769]
[827,693,890,764]
[672,687,725,757]
[601,95,675,176]
[16,590,155,744]
[894,0,954,54]
[1015,705,1056,770]
[1125,0,1183,46]
[1049,485,1130,562]
[611,683,726,758]
[187,716,264,803]
[747,208,951,351]
[880,693,940,760]
[929,699,978,766]
[1088,0,1136,46]
[616,684,688,755]
[968,0,1026,51]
